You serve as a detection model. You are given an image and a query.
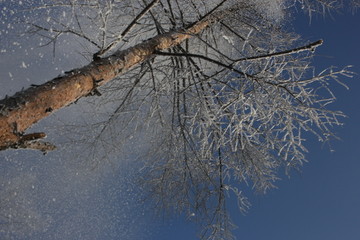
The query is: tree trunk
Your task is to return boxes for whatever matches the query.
[0,7,224,152]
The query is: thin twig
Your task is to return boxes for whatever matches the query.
[96,0,160,57]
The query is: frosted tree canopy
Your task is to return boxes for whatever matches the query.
[0,0,357,239]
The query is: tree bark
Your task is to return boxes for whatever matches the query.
[0,6,224,152]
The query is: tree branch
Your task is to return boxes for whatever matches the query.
[0,1,228,152]
[94,0,161,58]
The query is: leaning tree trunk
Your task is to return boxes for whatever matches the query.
[0,5,226,153]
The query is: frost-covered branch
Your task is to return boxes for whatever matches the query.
[0,0,230,152]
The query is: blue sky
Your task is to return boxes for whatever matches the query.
[1,3,360,240]
[151,9,360,240]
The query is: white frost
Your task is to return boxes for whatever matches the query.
[21,61,27,68]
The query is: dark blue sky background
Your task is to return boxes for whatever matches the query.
[151,9,360,240]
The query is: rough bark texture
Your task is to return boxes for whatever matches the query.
[0,9,222,152]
